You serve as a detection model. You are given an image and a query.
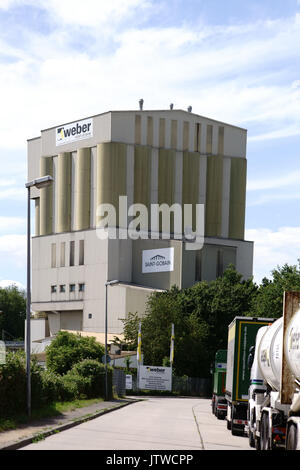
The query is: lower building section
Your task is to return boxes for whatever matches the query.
[31,228,253,339]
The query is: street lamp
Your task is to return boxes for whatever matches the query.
[105,280,119,400]
[25,175,53,417]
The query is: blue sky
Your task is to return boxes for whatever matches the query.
[0,0,300,287]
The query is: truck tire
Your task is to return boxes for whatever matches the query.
[261,412,270,450]
[231,406,244,436]
[286,424,297,451]
[248,410,255,448]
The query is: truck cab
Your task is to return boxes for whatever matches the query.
[211,350,227,420]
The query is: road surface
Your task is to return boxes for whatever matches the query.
[22,397,252,451]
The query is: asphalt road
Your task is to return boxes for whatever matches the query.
[22,397,252,451]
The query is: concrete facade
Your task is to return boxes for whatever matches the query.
[27,109,253,340]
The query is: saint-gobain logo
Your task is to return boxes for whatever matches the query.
[56,118,93,146]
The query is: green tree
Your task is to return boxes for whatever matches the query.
[0,285,26,340]
[122,266,257,378]
[249,261,300,319]
[46,331,105,375]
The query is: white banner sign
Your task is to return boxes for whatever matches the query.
[139,365,172,391]
[126,375,133,390]
[0,341,6,365]
[56,118,93,146]
[142,248,174,274]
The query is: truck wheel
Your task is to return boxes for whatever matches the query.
[261,412,270,450]
[286,425,297,451]
[248,410,255,448]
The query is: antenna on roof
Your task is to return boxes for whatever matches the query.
[170,103,174,110]
[187,106,192,113]
[139,99,144,111]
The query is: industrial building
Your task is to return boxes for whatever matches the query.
[27,107,253,346]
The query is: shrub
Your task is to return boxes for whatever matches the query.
[0,351,27,416]
[68,359,113,399]
[46,331,105,375]
[0,352,44,415]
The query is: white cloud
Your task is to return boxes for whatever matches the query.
[0,279,25,290]
[0,216,26,233]
[245,227,300,283]
[0,234,26,269]
[248,170,300,191]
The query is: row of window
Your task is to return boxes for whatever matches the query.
[51,283,85,294]
[51,240,84,268]
[135,115,225,155]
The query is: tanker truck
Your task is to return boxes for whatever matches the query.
[247,291,300,450]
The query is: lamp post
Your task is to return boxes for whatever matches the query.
[25,175,53,417]
[104,280,119,400]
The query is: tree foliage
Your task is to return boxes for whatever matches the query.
[0,285,26,340]
[122,262,300,378]
[249,261,300,319]
[46,331,105,375]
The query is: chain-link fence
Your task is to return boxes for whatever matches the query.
[124,373,211,397]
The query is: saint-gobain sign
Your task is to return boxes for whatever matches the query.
[139,365,172,391]
[142,248,174,274]
[56,118,93,146]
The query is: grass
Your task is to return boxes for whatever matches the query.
[0,397,105,433]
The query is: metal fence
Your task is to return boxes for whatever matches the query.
[126,374,211,397]
[113,368,126,397]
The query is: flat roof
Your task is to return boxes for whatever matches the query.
[28,108,247,141]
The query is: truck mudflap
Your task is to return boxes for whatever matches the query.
[272,426,286,446]
[233,419,248,426]
[217,404,228,411]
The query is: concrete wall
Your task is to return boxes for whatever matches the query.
[28,109,252,337]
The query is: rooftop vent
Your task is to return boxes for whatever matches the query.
[139,99,144,111]
[187,106,192,113]
[170,103,174,110]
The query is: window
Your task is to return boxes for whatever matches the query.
[135,115,141,145]
[206,125,213,154]
[70,241,75,266]
[159,118,165,147]
[60,285,66,293]
[171,120,178,149]
[194,123,201,152]
[79,283,85,293]
[218,126,224,156]
[60,242,66,267]
[183,121,189,151]
[79,240,84,266]
[88,313,93,319]
[147,116,153,146]
[69,284,76,293]
[51,285,57,294]
[216,249,224,278]
[51,243,56,268]
[195,251,202,282]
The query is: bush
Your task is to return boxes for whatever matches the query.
[0,352,44,416]
[46,331,105,375]
[68,359,112,399]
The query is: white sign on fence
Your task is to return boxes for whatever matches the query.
[126,375,133,390]
[139,365,172,391]
[0,341,6,365]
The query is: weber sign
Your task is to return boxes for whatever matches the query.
[139,366,172,391]
[142,248,174,274]
[56,118,93,146]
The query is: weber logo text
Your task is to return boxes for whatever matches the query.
[56,118,93,146]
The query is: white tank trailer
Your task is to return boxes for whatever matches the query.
[247,291,300,450]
